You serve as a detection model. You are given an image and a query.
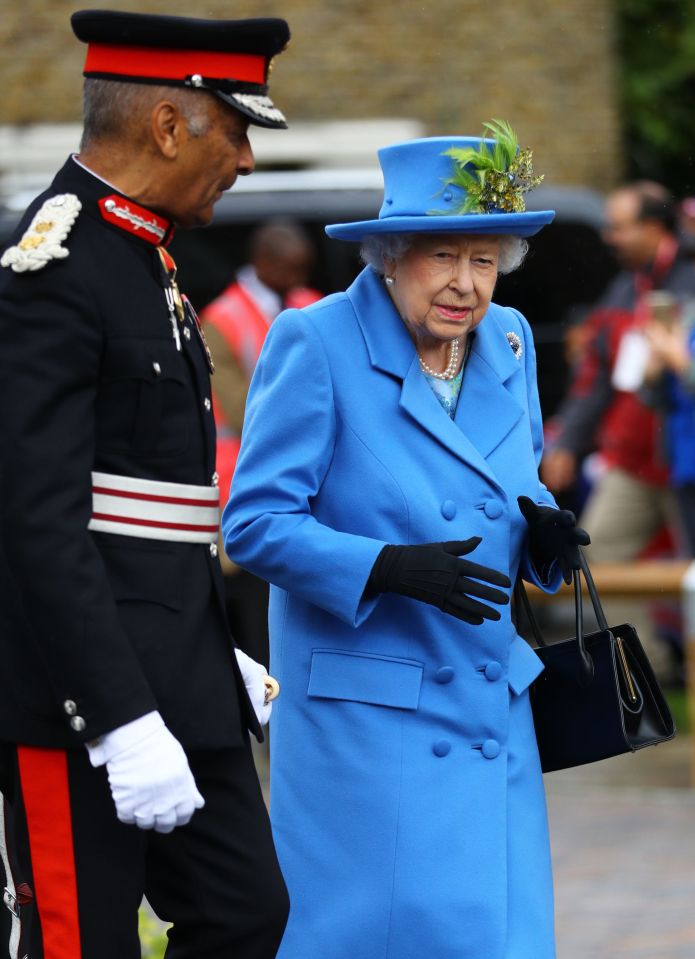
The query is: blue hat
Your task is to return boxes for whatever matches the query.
[325,134,555,241]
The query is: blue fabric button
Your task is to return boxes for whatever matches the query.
[433,740,451,757]
[482,739,500,760]
[435,666,455,684]
[484,661,503,682]
[441,500,457,520]
[483,500,503,519]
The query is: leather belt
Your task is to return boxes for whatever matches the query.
[88,471,220,544]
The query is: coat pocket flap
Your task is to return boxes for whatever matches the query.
[308,649,423,710]
[508,634,544,695]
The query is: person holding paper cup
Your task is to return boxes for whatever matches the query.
[542,182,695,541]
[541,181,695,680]
[642,295,695,553]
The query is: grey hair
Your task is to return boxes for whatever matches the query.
[360,234,413,274]
[360,232,528,276]
[80,78,212,150]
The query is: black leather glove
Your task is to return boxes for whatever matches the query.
[517,495,590,584]
[366,537,511,625]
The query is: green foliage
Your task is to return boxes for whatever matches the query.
[445,120,518,179]
[617,0,695,193]
[441,119,543,214]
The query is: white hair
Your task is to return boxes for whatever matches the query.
[360,232,528,276]
[81,78,212,150]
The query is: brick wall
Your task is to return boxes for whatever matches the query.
[1,0,622,190]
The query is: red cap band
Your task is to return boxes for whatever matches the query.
[84,43,266,84]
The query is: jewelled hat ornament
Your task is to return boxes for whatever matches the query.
[326,119,554,241]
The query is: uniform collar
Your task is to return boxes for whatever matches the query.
[49,156,176,248]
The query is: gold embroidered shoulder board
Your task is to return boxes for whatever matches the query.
[1,194,82,273]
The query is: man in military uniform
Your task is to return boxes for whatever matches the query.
[0,11,290,958]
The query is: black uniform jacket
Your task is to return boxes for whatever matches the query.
[0,158,259,749]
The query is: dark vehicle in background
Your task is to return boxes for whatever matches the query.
[0,170,617,417]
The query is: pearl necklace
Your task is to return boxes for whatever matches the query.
[418,338,462,380]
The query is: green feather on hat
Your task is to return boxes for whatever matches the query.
[442,119,544,215]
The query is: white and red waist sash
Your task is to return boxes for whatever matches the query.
[88,471,220,544]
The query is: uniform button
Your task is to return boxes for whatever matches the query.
[484,500,503,519]
[204,398,212,411]
[441,500,457,520]
[183,327,191,341]
[433,740,451,757]
[70,716,86,733]
[63,699,77,716]
[152,361,161,376]
[209,543,218,557]
[435,666,455,684]
[484,661,503,682]
[211,471,219,487]
[482,739,500,760]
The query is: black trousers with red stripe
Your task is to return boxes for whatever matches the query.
[0,740,288,959]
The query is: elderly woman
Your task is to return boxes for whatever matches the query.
[223,125,587,959]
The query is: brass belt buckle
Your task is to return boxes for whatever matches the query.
[263,676,280,706]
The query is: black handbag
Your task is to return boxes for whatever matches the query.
[514,552,676,773]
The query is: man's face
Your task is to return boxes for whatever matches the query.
[602,190,656,270]
[255,246,314,297]
[166,98,254,229]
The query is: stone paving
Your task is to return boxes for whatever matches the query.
[546,736,695,959]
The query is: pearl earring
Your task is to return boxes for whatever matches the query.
[385,276,394,287]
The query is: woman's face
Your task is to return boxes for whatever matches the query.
[385,233,501,346]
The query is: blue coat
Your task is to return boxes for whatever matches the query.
[663,324,695,486]
[223,267,561,959]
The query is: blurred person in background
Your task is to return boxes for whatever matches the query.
[0,10,290,957]
[642,297,695,555]
[541,182,695,678]
[678,196,695,258]
[223,125,588,959]
[203,221,321,667]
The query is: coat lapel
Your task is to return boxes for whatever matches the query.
[398,355,504,488]
[347,267,415,380]
[454,305,524,459]
[346,269,523,489]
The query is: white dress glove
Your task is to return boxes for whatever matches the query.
[85,710,204,833]
[235,648,272,726]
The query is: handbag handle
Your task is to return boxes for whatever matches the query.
[514,549,595,686]
[578,550,609,631]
